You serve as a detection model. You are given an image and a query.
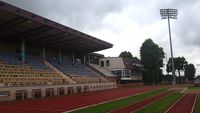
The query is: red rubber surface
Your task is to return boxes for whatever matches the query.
[0,86,161,113]
[109,91,172,113]
[165,93,196,113]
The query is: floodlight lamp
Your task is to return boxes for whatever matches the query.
[160,9,178,19]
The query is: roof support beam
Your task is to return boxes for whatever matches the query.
[5,26,52,40]
[0,18,27,32]
[30,33,64,44]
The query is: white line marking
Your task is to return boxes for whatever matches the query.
[131,92,172,113]
[63,88,163,113]
[164,93,185,113]
[191,93,198,113]
[180,87,188,93]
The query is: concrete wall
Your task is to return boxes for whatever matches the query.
[0,83,117,102]
[131,72,142,80]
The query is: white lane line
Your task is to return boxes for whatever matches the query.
[180,87,188,93]
[63,89,161,113]
[164,93,185,113]
[191,93,198,113]
[131,92,172,113]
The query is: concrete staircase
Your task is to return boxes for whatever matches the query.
[44,60,76,84]
[89,63,116,82]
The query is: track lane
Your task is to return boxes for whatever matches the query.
[165,93,197,113]
[108,91,172,113]
[0,86,161,113]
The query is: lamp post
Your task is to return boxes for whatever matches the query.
[160,9,178,85]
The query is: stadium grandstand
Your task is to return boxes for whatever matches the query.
[0,1,116,101]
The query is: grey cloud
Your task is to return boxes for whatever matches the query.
[4,0,200,47]
[174,0,200,47]
[3,0,125,31]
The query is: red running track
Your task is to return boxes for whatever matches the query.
[0,86,161,113]
[109,91,172,113]
[165,93,197,113]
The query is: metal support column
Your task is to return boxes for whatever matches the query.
[59,48,62,64]
[167,13,176,85]
[72,49,75,65]
[83,55,86,65]
[42,45,46,61]
[21,40,25,63]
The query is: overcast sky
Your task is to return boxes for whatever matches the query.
[2,0,200,75]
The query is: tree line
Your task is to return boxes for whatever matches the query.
[119,38,196,85]
[166,57,196,84]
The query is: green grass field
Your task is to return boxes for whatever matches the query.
[134,92,183,113]
[188,86,200,89]
[195,93,200,113]
[69,88,166,113]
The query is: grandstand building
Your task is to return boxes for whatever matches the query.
[0,1,116,101]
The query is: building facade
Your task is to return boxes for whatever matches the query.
[99,57,144,84]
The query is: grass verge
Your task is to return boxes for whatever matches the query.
[69,88,166,113]
[195,93,200,113]
[134,92,183,113]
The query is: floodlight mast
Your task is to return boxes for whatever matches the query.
[160,9,178,86]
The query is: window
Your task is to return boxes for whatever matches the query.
[124,69,131,78]
[100,61,104,67]
[106,60,110,66]
[111,70,122,77]
[0,91,10,97]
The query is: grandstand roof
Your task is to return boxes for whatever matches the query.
[0,1,113,53]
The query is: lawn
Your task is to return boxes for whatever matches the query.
[69,88,166,113]
[195,93,200,113]
[188,86,200,89]
[134,92,183,113]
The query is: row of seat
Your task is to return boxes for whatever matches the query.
[0,63,61,77]
[0,52,110,86]
[69,75,109,84]
[0,53,68,87]
[49,59,99,77]
[48,59,111,83]
[0,74,62,78]
[0,64,54,72]
[0,77,69,87]
[0,52,50,70]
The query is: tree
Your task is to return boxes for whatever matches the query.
[162,74,173,84]
[166,57,187,83]
[140,39,165,85]
[133,57,140,61]
[184,63,196,81]
[119,51,133,58]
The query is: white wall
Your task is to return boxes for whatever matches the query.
[100,57,125,70]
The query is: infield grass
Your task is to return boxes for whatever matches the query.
[188,86,200,89]
[195,93,200,113]
[69,88,166,113]
[134,92,183,113]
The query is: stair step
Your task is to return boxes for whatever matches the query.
[44,60,76,84]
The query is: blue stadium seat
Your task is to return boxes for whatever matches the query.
[48,59,99,77]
